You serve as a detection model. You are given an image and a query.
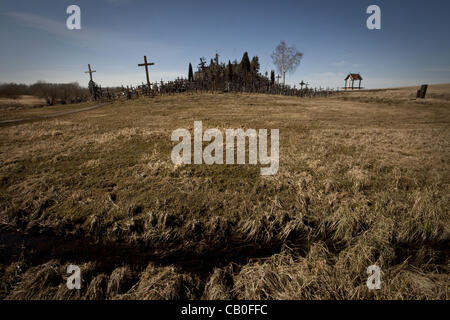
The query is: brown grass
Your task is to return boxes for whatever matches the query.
[338,83,450,102]
[0,100,99,121]
[0,86,449,300]
[0,95,46,108]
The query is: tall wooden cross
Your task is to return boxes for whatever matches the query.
[138,55,155,89]
[85,64,96,82]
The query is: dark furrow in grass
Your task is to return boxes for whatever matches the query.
[0,230,285,279]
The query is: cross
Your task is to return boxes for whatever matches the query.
[276,74,281,84]
[299,80,305,89]
[85,64,96,82]
[138,55,155,90]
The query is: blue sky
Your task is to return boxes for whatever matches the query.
[1,0,449,89]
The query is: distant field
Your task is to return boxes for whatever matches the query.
[339,83,450,101]
[0,89,448,299]
[0,101,101,122]
[0,95,46,108]
[0,95,101,122]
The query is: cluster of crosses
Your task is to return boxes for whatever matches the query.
[85,59,432,101]
[85,55,156,100]
[85,55,340,101]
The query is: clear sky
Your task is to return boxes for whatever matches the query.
[1,0,449,89]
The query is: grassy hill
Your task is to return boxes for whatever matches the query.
[0,90,448,299]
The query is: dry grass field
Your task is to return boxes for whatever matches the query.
[339,83,450,102]
[0,86,449,300]
[0,95,47,110]
[0,100,98,122]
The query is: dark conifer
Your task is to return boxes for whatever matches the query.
[250,56,260,74]
[240,52,251,73]
[188,63,194,82]
[226,60,233,82]
[214,53,220,65]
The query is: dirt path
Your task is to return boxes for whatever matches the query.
[0,102,110,126]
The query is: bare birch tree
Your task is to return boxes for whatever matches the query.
[271,41,303,85]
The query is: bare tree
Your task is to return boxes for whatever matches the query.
[271,41,303,85]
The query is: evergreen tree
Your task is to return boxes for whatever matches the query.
[250,56,260,74]
[188,63,194,82]
[226,60,233,82]
[214,53,220,65]
[239,52,251,73]
[270,70,275,85]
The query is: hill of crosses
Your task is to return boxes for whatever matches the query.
[75,52,335,104]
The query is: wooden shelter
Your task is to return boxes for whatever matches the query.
[344,73,363,90]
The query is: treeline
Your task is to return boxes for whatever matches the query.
[0,82,90,105]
